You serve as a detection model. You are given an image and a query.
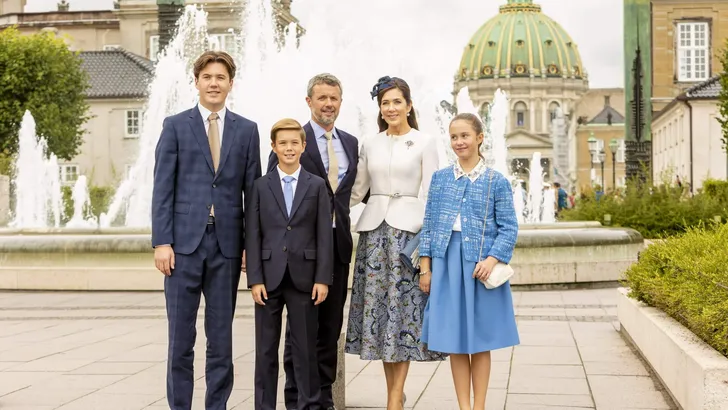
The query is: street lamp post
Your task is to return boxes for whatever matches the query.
[588,134,598,187]
[598,150,606,189]
[609,138,619,189]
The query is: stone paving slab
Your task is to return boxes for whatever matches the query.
[0,288,677,409]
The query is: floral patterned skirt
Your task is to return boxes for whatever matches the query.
[344,222,447,362]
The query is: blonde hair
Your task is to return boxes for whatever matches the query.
[270,118,306,144]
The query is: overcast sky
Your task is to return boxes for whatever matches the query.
[26,0,623,88]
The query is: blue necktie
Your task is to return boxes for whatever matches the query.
[282,176,294,217]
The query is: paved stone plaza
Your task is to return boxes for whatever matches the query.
[0,288,675,409]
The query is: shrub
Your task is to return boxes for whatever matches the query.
[61,184,115,223]
[561,180,728,238]
[624,223,728,357]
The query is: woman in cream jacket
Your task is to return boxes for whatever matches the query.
[345,76,446,410]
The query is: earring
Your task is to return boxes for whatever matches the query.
[407,112,411,117]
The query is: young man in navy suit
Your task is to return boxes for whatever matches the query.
[247,118,334,410]
[267,74,358,410]
[151,51,261,410]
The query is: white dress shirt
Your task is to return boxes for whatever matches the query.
[277,165,302,196]
[197,103,226,143]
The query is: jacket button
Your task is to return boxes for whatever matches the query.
[283,246,287,252]
[207,205,211,209]
[212,184,216,188]
[463,217,467,222]
[464,237,470,242]
[287,226,292,231]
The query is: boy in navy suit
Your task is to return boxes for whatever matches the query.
[246,118,334,410]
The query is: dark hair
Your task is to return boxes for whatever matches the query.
[193,51,236,80]
[553,182,561,188]
[270,118,306,144]
[450,113,485,158]
[372,76,419,132]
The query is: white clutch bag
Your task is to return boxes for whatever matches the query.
[477,169,514,289]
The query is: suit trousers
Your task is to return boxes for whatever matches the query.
[165,224,242,410]
[255,268,321,410]
[284,230,350,409]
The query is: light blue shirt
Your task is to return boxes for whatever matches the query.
[277,165,301,196]
[310,121,348,185]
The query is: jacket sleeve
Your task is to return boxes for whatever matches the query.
[151,117,177,248]
[315,181,334,286]
[486,173,519,264]
[242,123,262,248]
[245,182,264,287]
[349,136,370,207]
[419,171,440,258]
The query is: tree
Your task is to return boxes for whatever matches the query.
[0,27,90,161]
[719,38,728,153]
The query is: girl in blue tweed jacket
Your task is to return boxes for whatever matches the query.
[419,113,520,410]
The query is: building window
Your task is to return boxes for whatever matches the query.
[549,101,560,122]
[209,33,238,55]
[616,139,626,163]
[514,101,528,128]
[149,35,160,61]
[676,22,709,82]
[60,164,78,184]
[126,110,140,138]
[591,139,605,164]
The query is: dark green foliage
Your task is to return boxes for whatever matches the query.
[624,223,728,357]
[561,179,728,238]
[0,27,90,161]
[60,185,115,223]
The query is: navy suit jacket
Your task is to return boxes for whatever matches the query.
[245,168,334,293]
[267,121,358,264]
[151,106,262,258]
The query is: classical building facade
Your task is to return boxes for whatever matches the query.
[0,0,296,186]
[652,76,726,190]
[453,0,589,187]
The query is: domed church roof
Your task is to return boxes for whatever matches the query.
[457,0,586,81]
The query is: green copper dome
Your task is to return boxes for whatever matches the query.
[458,0,585,80]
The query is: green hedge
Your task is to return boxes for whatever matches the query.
[61,184,115,223]
[624,223,728,357]
[561,179,728,238]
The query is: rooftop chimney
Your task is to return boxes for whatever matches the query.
[57,0,69,11]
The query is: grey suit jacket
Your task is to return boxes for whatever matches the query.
[245,168,334,293]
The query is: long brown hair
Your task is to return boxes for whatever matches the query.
[450,113,485,159]
[373,77,419,132]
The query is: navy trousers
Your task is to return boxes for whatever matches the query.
[165,224,242,410]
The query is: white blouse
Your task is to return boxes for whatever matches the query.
[350,129,440,233]
[451,159,487,232]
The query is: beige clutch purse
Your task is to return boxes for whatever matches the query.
[477,169,514,289]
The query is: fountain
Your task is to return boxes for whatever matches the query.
[0,1,643,291]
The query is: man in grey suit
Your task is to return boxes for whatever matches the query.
[151,51,261,410]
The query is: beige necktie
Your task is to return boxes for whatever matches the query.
[325,131,339,191]
[325,131,338,224]
[208,112,220,216]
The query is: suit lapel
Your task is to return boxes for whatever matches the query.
[266,172,288,220]
[288,170,311,220]
[336,130,357,191]
[215,110,238,180]
[188,108,214,174]
[304,122,328,178]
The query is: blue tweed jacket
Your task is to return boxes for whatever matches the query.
[419,165,518,263]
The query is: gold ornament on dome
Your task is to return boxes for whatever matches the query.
[548,64,559,75]
[461,68,468,78]
[482,65,493,76]
[574,66,581,76]
[514,64,526,75]
[516,39,525,47]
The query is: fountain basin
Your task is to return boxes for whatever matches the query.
[0,222,642,291]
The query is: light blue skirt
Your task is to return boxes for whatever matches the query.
[422,232,520,354]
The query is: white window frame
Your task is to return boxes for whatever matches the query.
[617,139,626,163]
[60,164,79,184]
[591,139,605,164]
[125,110,141,138]
[209,33,237,55]
[149,35,160,61]
[676,21,710,82]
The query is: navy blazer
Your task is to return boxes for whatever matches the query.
[267,121,358,264]
[151,106,262,258]
[245,168,334,293]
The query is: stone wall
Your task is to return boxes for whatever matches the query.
[0,175,9,226]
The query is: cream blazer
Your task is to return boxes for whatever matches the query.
[350,129,439,233]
